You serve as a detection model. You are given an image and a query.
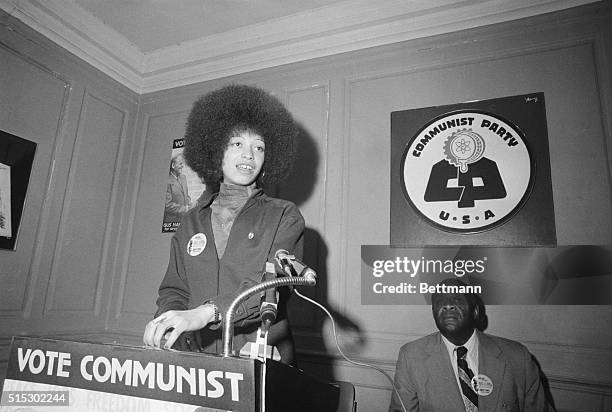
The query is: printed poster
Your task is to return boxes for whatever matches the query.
[162,138,206,233]
[0,163,11,238]
[0,130,37,250]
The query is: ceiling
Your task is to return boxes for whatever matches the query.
[0,0,599,94]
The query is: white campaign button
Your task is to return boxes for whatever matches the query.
[472,374,493,396]
[187,233,207,256]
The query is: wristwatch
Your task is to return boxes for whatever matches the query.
[209,302,221,323]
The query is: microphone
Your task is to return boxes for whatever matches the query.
[274,249,294,276]
[274,249,317,282]
[260,262,278,330]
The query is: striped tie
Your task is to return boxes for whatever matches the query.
[456,346,478,411]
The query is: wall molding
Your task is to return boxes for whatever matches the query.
[340,29,608,342]
[284,82,331,333]
[0,39,71,319]
[297,349,612,395]
[43,90,129,317]
[0,0,601,93]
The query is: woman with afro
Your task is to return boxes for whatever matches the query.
[143,84,304,365]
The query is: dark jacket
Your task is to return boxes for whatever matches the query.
[156,189,304,363]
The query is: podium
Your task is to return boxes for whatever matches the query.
[0,336,342,411]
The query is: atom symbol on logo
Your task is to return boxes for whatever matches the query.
[455,138,472,154]
[444,129,485,173]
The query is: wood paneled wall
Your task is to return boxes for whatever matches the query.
[0,7,139,383]
[1,4,612,411]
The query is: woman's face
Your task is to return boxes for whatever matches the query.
[221,129,265,186]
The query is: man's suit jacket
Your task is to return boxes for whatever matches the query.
[164,172,191,220]
[389,331,549,412]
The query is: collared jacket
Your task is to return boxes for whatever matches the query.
[156,189,304,364]
[389,331,550,412]
[164,172,191,220]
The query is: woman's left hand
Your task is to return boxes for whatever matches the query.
[143,305,215,349]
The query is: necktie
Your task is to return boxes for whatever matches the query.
[456,346,478,411]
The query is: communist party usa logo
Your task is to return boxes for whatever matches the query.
[400,110,534,233]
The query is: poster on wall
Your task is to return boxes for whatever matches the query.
[161,138,206,233]
[0,163,11,238]
[0,130,37,250]
[390,92,556,246]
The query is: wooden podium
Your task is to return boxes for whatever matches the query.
[0,336,341,411]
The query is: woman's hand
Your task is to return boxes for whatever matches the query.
[143,304,215,349]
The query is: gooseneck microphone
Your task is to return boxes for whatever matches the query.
[223,273,316,357]
[274,249,317,282]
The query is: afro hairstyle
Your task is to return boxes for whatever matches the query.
[183,84,298,191]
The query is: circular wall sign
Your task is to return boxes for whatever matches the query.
[400,110,534,233]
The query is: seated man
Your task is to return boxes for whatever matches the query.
[389,278,550,412]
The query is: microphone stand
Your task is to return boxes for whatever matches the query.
[222,275,316,358]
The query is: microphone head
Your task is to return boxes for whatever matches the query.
[274,249,293,276]
[300,267,317,285]
[274,249,290,260]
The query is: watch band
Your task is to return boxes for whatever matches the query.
[211,303,221,323]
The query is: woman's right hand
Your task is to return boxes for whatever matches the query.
[143,304,215,349]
